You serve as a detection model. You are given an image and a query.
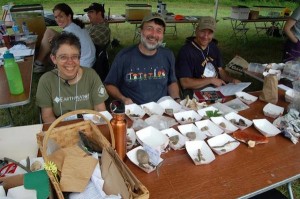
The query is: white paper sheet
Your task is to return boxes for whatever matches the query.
[0,49,35,59]
[201,82,251,96]
[0,124,42,161]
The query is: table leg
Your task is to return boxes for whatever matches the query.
[230,19,249,42]
[254,21,270,37]
[287,182,294,199]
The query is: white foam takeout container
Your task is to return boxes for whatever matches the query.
[174,110,202,125]
[158,98,182,116]
[224,112,253,130]
[136,126,169,152]
[195,119,224,137]
[177,123,207,141]
[263,103,284,119]
[125,103,146,120]
[253,119,281,137]
[207,133,240,155]
[141,101,165,116]
[197,106,221,118]
[185,140,216,165]
[83,111,112,125]
[161,128,187,150]
[126,146,163,173]
[126,128,136,150]
[285,89,295,103]
[235,92,258,105]
[210,116,239,134]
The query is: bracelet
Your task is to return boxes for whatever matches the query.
[174,97,181,101]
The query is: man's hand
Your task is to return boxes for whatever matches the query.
[123,97,134,105]
[211,78,226,87]
[231,79,241,84]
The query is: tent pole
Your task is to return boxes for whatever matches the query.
[214,0,219,20]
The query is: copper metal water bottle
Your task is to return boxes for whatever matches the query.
[110,100,127,160]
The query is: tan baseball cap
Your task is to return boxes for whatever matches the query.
[141,13,166,28]
[196,16,216,32]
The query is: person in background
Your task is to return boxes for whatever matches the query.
[175,16,240,98]
[34,3,95,73]
[36,32,108,123]
[84,2,111,81]
[104,13,180,105]
[283,6,300,62]
[84,3,111,50]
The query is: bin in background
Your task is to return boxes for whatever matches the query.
[125,4,152,21]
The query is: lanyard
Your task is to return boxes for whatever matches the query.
[192,41,209,66]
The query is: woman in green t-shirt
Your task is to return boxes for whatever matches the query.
[36,32,108,123]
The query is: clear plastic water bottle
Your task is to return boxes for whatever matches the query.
[3,51,24,95]
[22,21,29,36]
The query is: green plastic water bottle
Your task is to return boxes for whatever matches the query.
[3,51,24,95]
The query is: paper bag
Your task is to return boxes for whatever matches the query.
[259,74,278,104]
[60,156,98,192]
[47,145,87,171]
[226,55,249,75]
[101,148,130,199]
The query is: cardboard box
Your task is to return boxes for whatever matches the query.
[249,10,259,19]
[231,6,250,20]
[125,4,152,21]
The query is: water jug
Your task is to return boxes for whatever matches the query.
[110,100,127,160]
[3,50,24,95]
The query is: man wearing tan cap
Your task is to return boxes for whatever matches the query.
[176,16,240,98]
[104,13,180,105]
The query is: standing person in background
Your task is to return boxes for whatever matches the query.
[84,3,111,81]
[283,6,300,62]
[34,3,95,73]
[36,32,108,123]
[104,13,180,105]
[176,16,240,98]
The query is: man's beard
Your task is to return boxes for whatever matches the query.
[140,34,163,51]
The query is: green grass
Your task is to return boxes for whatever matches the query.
[1,1,300,198]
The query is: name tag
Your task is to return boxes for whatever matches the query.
[203,62,217,77]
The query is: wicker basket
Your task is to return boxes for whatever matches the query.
[37,109,149,199]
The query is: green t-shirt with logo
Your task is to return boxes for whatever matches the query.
[36,67,108,117]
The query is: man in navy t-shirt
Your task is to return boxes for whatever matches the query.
[104,13,180,105]
[176,16,240,98]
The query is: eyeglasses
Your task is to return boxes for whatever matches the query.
[56,55,80,62]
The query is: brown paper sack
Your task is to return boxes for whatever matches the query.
[47,145,87,171]
[101,148,130,199]
[60,156,98,192]
[259,74,278,104]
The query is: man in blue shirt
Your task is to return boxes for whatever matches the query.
[104,13,180,105]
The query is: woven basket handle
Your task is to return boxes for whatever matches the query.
[42,109,115,157]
